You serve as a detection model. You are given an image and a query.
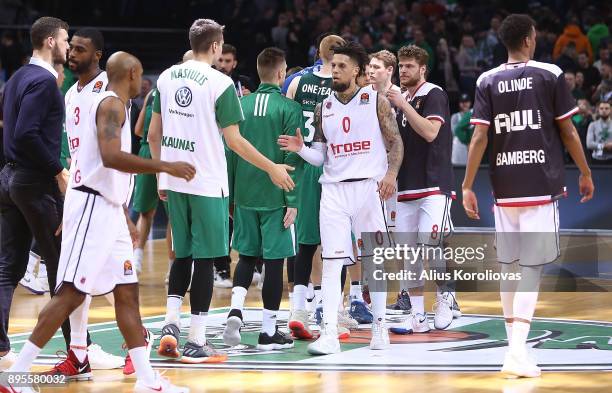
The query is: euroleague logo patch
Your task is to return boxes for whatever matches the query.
[124,260,133,276]
[92,81,103,93]
[360,92,370,104]
[175,86,192,107]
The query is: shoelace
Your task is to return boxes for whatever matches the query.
[49,351,78,375]
[432,292,454,313]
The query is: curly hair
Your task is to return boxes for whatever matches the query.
[498,14,536,52]
[332,41,370,76]
[397,45,429,67]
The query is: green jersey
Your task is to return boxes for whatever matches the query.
[293,71,332,145]
[60,126,70,170]
[140,88,157,146]
[227,83,303,210]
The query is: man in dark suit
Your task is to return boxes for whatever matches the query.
[0,16,70,368]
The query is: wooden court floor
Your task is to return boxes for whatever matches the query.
[7,240,612,393]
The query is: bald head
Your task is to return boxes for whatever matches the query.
[319,35,345,62]
[183,50,194,62]
[106,51,143,98]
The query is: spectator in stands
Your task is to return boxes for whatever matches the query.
[593,41,610,73]
[586,18,609,55]
[576,71,586,96]
[216,43,254,97]
[586,100,612,163]
[430,38,459,103]
[427,18,448,51]
[577,52,601,97]
[272,12,290,52]
[565,71,586,100]
[133,77,152,110]
[476,15,501,69]
[0,32,23,80]
[553,22,593,64]
[572,98,594,164]
[592,60,612,103]
[456,34,480,98]
[410,28,435,70]
[451,93,472,166]
[555,41,578,71]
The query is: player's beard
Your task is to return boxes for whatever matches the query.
[51,43,66,65]
[400,73,420,89]
[332,80,350,92]
[70,58,93,75]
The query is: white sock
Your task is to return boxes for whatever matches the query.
[321,260,343,334]
[510,321,530,356]
[165,296,183,326]
[262,309,277,336]
[369,291,387,323]
[337,292,345,312]
[188,313,207,346]
[69,295,92,363]
[9,341,41,372]
[38,262,47,277]
[350,282,363,302]
[307,283,315,299]
[288,292,293,310]
[505,323,513,346]
[128,346,156,384]
[134,248,144,263]
[26,253,38,273]
[293,284,307,311]
[411,295,425,316]
[230,286,248,311]
[314,287,322,307]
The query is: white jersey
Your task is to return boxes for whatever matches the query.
[156,59,244,197]
[71,91,133,205]
[64,71,108,169]
[319,88,388,183]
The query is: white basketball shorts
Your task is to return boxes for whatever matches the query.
[56,188,137,296]
[395,194,453,247]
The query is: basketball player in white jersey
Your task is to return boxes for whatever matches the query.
[5,52,194,393]
[279,42,404,355]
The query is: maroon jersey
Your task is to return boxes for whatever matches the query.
[471,61,577,206]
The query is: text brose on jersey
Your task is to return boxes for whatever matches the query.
[319,89,387,184]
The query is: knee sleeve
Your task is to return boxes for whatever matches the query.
[190,260,214,314]
[262,259,284,310]
[168,257,193,297]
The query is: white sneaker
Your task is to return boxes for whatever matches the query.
[288,309,314,339]
[0,349,17,370]
[370,319,390,350]
[433,292,454,330]
[307,329,341,355]
[252,271,261,287]
[19,270,45,295]
[222,315,243,346]
[338,310,359,330]
[134,371,190,392]
[390,313,430,335]
[88,343,124,369]
[501,351,541,378]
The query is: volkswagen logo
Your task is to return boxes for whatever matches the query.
[175,87,192,107]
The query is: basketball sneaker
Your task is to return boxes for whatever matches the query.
[390,313,430,335]
[180,342,227,364]
[433,292,454,330]
[338,310,359,330]
[123,328,153,375]
[370,319,390,350]
[134,370,190,392]
[0,350,16,370]
[314,303,323,325]
[305,296,316,314]
[349,300,373,324]
[37,262,49,293]
[222,309,243,346]
[44,349,92,381]
[314,306,351,339]
[307,328,341,355]
[213,269,232,288]
[88,343,124,370]
[337,325,350,339]
[18,270,45,295]
[386,290,411,314]
[158,323,181,358]
[501,351,541,378]
[288,309,314,339]
[257,329,294,350]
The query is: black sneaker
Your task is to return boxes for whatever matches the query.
[157,323,181,358]
[180,341,228,364]
[223,309,243,346]
[256,329,295,350]
[387,289,412,314]
[214,269,232,288]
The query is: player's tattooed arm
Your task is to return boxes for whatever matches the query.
[377,94,403,175]
[96,96,195,180]
[377,94,404,200]
[312,103,327,144]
